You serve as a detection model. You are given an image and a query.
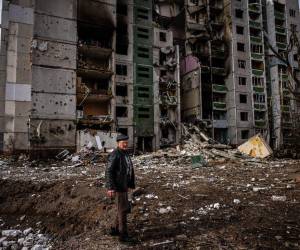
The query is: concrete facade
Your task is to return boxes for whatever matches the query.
[1,0,300,154]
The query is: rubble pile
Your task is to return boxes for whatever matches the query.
[0,219,52,250]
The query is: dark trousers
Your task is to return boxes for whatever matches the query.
[115,192,129,235]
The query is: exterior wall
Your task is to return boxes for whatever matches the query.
[3,1,34,152]
[0,0,9,151]
[115,0,134,148]
[30,0,77,154]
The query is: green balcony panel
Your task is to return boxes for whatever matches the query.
[275,26,286,35]
[249,4,260,13]
[281,74,288,80]
[212,67,225,75]
[253,86,265,93]
[276,42,287,50]
[249,20,262,29]
[274,11,285,21]
[213,84,227,93]
[254,103,266,110]
[281,105,290,112]
[250,36,262,43]
[282,89,290,96]
[255,120,266,127]
[252,69,264,76]
[251,53,264,60]
[213,102,226,110]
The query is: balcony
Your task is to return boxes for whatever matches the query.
[255,120,266,127]
[212,67,225,75]
[249,20,262,29]
[213,101,226,110]
[253,86,265,93]
[251,53,264,60]
[274,11,285,21]
[275,26,286,35]
[254,103,266,110]
[212,84,227,93]
[250,36,262,44]
[252,69,264,76]
[281,105,290,113]
[78,115,113,126]
[160,95,178,107]
[249,4,260,14]
[277,42,287,50]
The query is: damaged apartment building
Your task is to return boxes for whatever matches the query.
[179,0,300,150]
[0,0,181,154]
[0,0,300,154]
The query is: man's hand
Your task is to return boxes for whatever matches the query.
[107,190,115,198]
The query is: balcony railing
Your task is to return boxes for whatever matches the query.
[254,103,266,110]
[213,101,226,110]
[277,42,287,50]
[281,105,290,112]
[253,86,265,93]
[275,26,286,35]
[212,84,227,93]
[255,120,266,127]
[251,53,264,60]
[249,20,262,29]
[249,4,261,13]
[252,69,264,76]
[274,11,285,20]
[250,36,262,44]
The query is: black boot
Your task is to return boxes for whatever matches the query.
[109,227,119,236]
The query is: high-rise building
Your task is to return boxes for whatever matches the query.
[0,0,299,155]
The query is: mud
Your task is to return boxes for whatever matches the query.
[0,156,300,249]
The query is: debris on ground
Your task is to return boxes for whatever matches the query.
[0,124,299,249]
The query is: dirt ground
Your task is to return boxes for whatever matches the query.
[0,153,300,250]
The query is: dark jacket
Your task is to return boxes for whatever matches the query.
[105,148,135,192]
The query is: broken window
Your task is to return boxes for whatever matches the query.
[237,42,245,52]
[238,60,246,69]
[116,64,127,76]
[117,127,128,136]
[116,106,128,117]
[137,8,149,20]
[240,112,249,121]
[241,130,249,139]
[239,77,247,85]
[137,46,150,58]
[235,9,243,19]
[116,85,128,97]
[159,51,167,65]
[240,94,247,104]
[159,32,166,42]
[137,27,150,39]
[236,25,244,35]
[254,93,265,103]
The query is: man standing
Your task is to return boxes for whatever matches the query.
[105,134,135,242]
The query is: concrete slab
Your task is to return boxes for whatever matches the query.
[29,119,76,148]
[9,4,34,25]
[32,66,76,95]
[5,83,31,101]
[31,92,76,119]
[32,39,76,69]
[34,14,77,43]
[8,22,33,38]
[35,0,77,19]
